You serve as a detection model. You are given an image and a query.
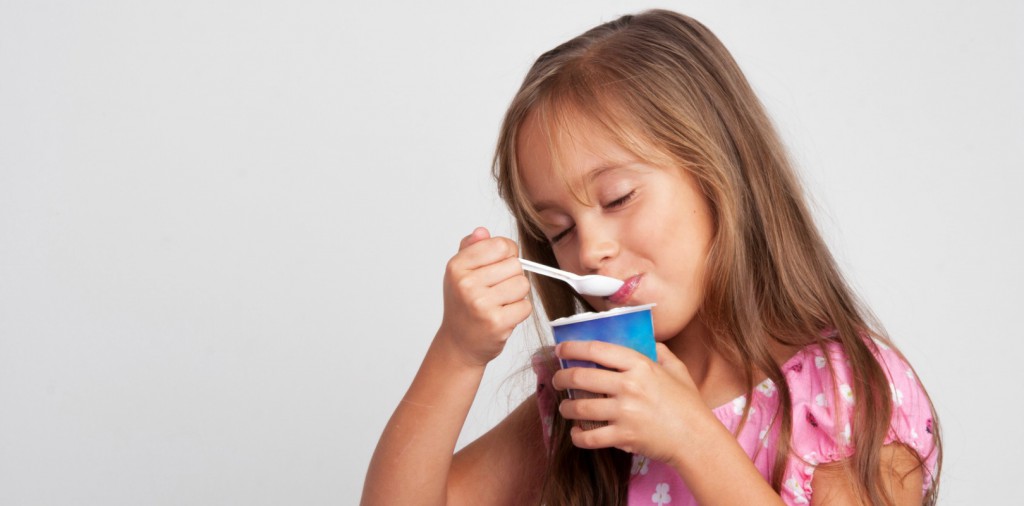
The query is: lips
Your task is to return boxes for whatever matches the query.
[607,274,642,304]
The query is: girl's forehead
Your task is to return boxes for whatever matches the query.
[517,109,638,189]
[515,118,664,221]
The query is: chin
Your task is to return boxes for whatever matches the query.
[653,325,681,342]
[651,311,691,341]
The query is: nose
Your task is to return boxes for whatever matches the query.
[576,219,619,273]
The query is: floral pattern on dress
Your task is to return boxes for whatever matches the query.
[632,454,650,476]
[651,483,671,505]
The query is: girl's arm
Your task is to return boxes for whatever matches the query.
[666,416,786,505]
[361,334,545,505]
[360,331,485,505]
[809,444,924,505]
[361,228,536,505]
[448,394,546,504]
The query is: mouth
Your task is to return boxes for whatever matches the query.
[606,274,642,305]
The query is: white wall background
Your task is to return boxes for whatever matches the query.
[1,1,1020,503]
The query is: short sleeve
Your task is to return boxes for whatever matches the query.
[532,348,558,449]
[874,340,939,489]
[780,340,939,504]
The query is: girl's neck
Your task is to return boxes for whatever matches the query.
[665,320,804,410]
[665,319,748,410]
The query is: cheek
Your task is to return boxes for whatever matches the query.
[649,253,707,341]
[663,213,713,290]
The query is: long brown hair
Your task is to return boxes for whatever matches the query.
[493,9,940,505]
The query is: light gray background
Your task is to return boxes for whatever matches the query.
[1,1,1021,504]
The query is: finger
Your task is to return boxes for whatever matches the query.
[501,298,533,327]
[551,366,621,394]
[477,298,532,341]
[453,237,519,271]
[655,343,689,377]
[555,340,648,371]
[656,342,683,367]
[570,424,619,450]
[492,298,533,340]
[472,256,527,289]
[458,227,490,251]
[486,273,531,306]
[559,397,618,422]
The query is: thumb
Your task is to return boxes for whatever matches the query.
[655,343,677,365]
[459,226,491,250]
[655,343,687,376]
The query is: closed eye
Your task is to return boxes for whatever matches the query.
[604,190,636,209]
[550,225,574,244]
[549,190,636,244]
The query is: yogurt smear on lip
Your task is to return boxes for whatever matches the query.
[607,274,642,304]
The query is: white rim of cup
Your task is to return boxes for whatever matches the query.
[550,303,657,326]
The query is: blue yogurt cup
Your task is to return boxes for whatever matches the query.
[550,304,656,429]
[551,303,657,365]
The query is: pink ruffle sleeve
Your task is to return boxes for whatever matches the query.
[781,340,939,504]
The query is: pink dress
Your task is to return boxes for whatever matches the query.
[533,339,938,505]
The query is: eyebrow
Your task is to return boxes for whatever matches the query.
[531,163,633,213]
[532,200,559,214]
[586,163,626,182]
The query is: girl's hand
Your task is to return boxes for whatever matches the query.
[437,227,532,368]
[551,341,714,469]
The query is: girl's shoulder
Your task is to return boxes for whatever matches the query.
[777,336,939,500]
[781,336,933,417]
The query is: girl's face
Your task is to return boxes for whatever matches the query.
[517,112,715,342]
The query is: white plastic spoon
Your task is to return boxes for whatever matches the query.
[519,258,624,297]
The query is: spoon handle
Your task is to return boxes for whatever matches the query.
[519,258,577,282]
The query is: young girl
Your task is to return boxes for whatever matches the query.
[363,9,940,505]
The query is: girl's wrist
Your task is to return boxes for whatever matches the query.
[431,326,491,373]
[666,414,785,505]
[665,409,732,475]
[397,328,488,411]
